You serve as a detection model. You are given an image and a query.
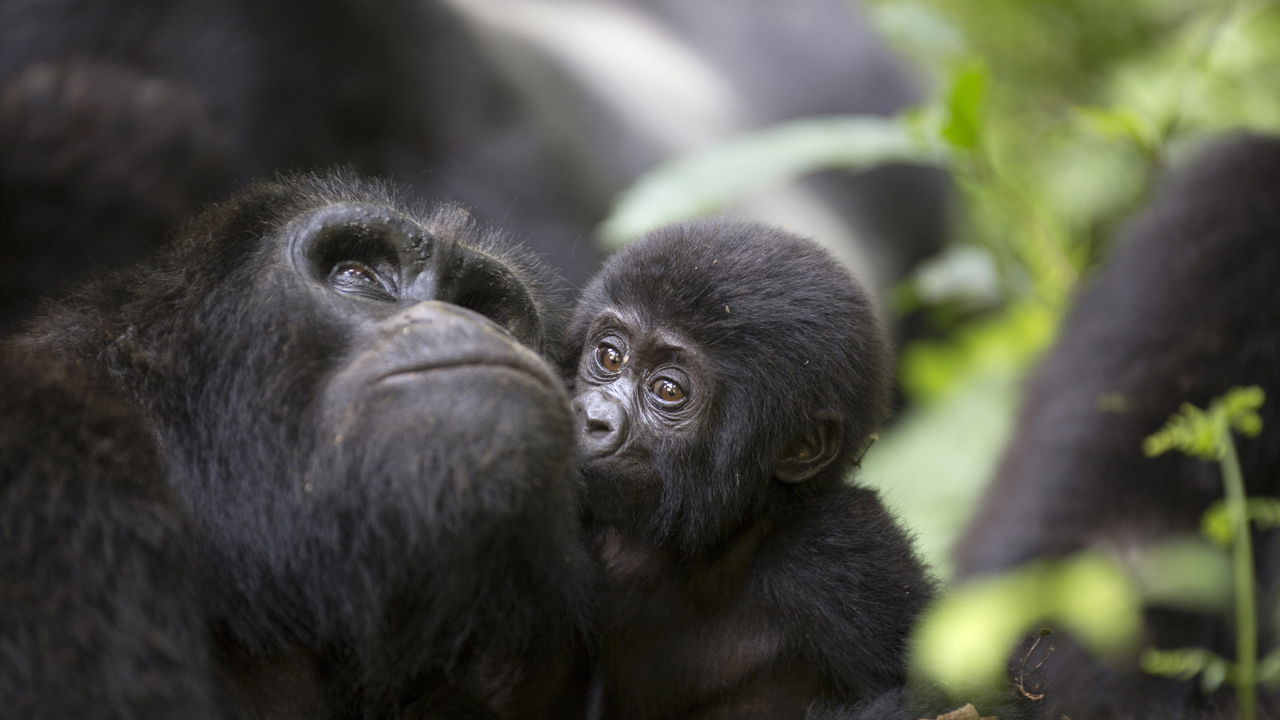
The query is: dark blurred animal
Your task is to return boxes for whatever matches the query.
[0,0,944,330]
[0,174,593,719]
[954,133,1280,719]
[564,220,934,718]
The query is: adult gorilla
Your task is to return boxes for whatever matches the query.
[0,174,593,718]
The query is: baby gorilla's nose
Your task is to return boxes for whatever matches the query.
[573,390,629,458]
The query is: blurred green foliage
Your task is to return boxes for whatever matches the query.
[911,552,1143,698]
[1140,388,1267,719]
[913,387,1271,711]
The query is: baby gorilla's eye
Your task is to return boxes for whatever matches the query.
[650,378,686,405]
[595,343,624,373]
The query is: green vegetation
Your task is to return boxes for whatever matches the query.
[908,388,1271,713]
[1142,387,1268,720]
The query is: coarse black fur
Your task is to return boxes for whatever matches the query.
[1,173,594,719]
[954,133,1280,718]
[564,220,934,718]
[0,346,220,719]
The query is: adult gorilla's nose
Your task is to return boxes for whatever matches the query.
[573,390,629,457]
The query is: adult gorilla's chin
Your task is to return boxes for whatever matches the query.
[303,322,582,679]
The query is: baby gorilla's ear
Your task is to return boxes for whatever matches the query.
[775,414,843,483]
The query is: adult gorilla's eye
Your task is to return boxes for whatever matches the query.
[595,343,624,373]
[650,378,686,405]
[329,261,395,300]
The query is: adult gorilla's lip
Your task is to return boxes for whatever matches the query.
[359,301,562,389]
[369,334,562,388]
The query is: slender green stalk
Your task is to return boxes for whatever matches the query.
[1219,426,1257,720]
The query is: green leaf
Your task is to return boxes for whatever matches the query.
[1221,386,1266,437]
[598,115,943,248]
[1201,498,1280,546]
[1143,386,1266,461]
[1141,647,1230,684]
[1201,655,1231,694]
[1143,402,1218,459]
[1201,502,1234,547]
[1049,553,1143,658]
[911,565,1049,697]
[940,64,988,150]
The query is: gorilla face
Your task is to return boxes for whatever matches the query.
[285,202,571,532]
[569,309,715,530]
[77,176,585,679]
[564,219,889,557]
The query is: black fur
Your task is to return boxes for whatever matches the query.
[1,173,593,719]
[954,134,1280,718]
[565,221,934,718]
[0,346,221,719]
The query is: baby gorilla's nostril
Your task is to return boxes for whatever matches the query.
[585,415,613,435]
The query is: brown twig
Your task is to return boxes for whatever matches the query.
[1015,629,1056,701]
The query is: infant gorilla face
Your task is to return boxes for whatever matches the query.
[574,309,710,457]
[565,219,888,553]
[570,307,714,519]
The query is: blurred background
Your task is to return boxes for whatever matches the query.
[806,0,1280,578]
[4,0,1280,580]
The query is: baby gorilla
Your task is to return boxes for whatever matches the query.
[565,220,933,719]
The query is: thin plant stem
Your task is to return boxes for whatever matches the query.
[1219,426,1257,720]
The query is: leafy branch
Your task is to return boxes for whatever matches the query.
[1142,386,1266,720]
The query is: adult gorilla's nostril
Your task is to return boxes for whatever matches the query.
[574,391,628,457]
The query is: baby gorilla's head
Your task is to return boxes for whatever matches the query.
[565,219,889,554]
